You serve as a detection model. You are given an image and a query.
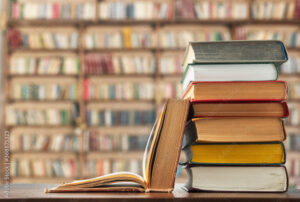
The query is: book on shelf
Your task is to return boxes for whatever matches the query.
[287,81,300,100]
[10,54,80,75]
[9,27,79,49]
[235,25,300,47]
[86,109,156,126]
[11,158,78,178]
[98,0,173,20]
[183,117,286,145]
[191,102,289,118]
[176,0,248,20]
[183,81,288,102]
[86,131,148,152]
[84,26,156,49]
[159,25,231,48]
[251,0,300,20]
[184,165,288,192]
[83,78,155,101]
[10,0,96,20]
[160,52,183,74]
[46,99,190,192]
[6,103,79,126]
[279,52,300,74]
[84,53,155,75]
[182,142,285,165]
[83,159,142,178]
[10,78,78,101]
[10,133,80,152]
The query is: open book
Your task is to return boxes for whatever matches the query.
[46,99,190,193]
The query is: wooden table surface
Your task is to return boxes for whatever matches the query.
[1,184,300,201]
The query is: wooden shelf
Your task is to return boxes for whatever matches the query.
[7,100,78,103]
[7,74,80,78]
[84,73,155,77]
[7,19,300,26]
[9,48,79,54]
[85,99,155,104]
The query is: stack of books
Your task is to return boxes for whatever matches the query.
[181,40,289,192]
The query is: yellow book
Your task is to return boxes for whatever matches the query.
[122,27,132,48]
[183,143,285,165]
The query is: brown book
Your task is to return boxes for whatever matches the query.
[183,117,286,146]
[191,102,289,118]
[183,81,288,102]
[46,99,190,193]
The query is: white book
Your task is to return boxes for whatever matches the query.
[185,166,288,192]
[181,63,278,91]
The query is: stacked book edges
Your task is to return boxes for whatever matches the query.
[181,40,289,192]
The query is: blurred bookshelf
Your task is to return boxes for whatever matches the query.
[1,0,300,186]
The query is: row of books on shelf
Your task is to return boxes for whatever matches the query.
[10,158,145,178]
[84,27,156,49]
[10,26,300,49]
[9,28,79,49]
[10,55,80,75]
[10,1,95,20]
[6,104,78,126]
[288,134,300,151]
[235,26,300,47]
[251,0,300,20]
[9,0,300,20]
[9,53,300,75]
[85,131,148,152]
[83,79,155,101]
[10,158,78,178]
[98,1,173,20]
[8,78,182,101]
[84,53,156,74]
[10,134,81,152]
[176,0,248,19]
[11,82,78,101]
[287,156,300,180]
[10,132,148,152]
[86,109,156,126]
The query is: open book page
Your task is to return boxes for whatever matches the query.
[46,102,168,193]
[143,102,167,185]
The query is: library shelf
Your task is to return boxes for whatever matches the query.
[3,0,300,186]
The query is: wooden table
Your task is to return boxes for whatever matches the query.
[1,184,300,201]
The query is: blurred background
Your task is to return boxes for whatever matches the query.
[0,0,300,188]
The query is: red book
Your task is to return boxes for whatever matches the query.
[83,79,90,101]
[52,3,59,19]
[191,101,289,118]
[183,81,288,102]
[294,0,300,19]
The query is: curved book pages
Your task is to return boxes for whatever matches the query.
[46,99,190,193]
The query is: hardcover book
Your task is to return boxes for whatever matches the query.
[191,102,289,118]
[46,99,190,193]
[182,40,288,69]
[183,81,288,102]
[182,142,286,165]
[183,117,286,146]
[184,166,288,192]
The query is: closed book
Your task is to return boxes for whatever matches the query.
[184,165,288,192]
[183,81,288,102]
[182,142,285,165]
[181,63,278,91]
[183,118,286,146]
[191,101,289,118]
[182,40,288,70]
